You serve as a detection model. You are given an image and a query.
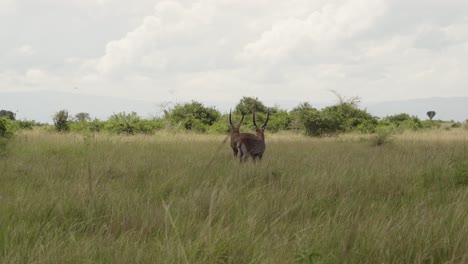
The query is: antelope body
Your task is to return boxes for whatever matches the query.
[237,110,270,162]
[229,110,253,157]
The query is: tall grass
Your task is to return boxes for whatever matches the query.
[0,128,467,263]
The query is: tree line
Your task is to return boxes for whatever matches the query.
[0,96,462,138]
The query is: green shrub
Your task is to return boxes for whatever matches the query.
[0,110,16,120]
[207,119,230,134]
[53,110,70,132]
[90,118,105,132]
[16,119,36,130]
[357,119,378,133]
[421,120,441,129]
[166,101,220,131]
[294,102,377,136]
[69,121,91,132]
[234,96,268,114]
[266,110,291,132]
[105,112,144,134]
[138,119,163,134]
[103,113,163,134]
[0,118,16,154]
[370,127,394,146]
[383,113,423,131]
[0,117,16,138]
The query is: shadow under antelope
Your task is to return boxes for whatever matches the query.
[237,110,270,162]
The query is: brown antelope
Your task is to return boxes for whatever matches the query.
[237,110,270,162]
[229,110,246,157]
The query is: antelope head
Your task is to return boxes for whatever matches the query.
[252,109,270,140]
[229,109,244,134]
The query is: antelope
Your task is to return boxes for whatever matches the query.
[237,110,270,162]
[229,110,246,157]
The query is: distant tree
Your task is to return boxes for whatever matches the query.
[0,110,16,121]
[75,112,91,122]
[426,111,436,120]
[53,110,70,132]
[384,113,413,124]
[234,97,268,114]
[166,101,221,131]
[291,99,377,136]
[290,102,316,115]
[329,90,361,108]
[383,113,422,130]
[106,112,144,134]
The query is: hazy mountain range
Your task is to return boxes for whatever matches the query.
[0,91,466,123]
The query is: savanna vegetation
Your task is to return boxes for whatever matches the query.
[0,96,467,263]
[1,96,455,137]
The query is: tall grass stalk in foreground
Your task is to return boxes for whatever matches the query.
[0,128,467,263]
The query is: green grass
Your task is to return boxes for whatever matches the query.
[0,129,467,263]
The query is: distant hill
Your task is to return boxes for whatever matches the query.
[365,97,468,122]
[0,91,162,123]
[0,91,466,123]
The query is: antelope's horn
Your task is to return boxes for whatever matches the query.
[253,111,258,128]
[237,113,244,128]
[229,109,233,127]
[262,109,270,128]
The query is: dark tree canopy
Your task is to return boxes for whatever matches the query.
[234,97,268,114]
[75,112,91,122]
[167,101,221,131]
[290,102,317,115]
[0,110,16,121]
[53,110,70,132]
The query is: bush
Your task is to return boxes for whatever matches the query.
[53,110,70,132]
[207,119,230,134]
[103,112,163,134]
[16,120,36,130]
[357,119,378,133]
[370,127,394,146]
[266,109,291,132]
[293,102,377,136]
[383,113,422,131]
[0,110,16,120]
[0,117,16,138]
[166,101,220,132]
[105,112,144,134]
[234,97,268,114]
[421,120,441,129]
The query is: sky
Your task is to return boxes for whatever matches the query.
[1,0,468,108]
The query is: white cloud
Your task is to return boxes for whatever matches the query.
[1,0,468,106]
[237,0,387,64]
[0,0,16,15]
[92,1,218,75]
[15,45,35,56]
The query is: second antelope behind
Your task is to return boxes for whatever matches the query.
[229,110,245,157]
[237,110,270,162]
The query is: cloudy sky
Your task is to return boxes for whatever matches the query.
[1,0,468,107]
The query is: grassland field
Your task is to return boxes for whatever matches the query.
[0,128,467,263]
